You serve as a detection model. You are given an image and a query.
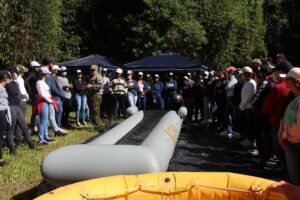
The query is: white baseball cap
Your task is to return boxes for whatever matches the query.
[169,72,174,76]
[102,68,107,72]
[30,61,41,67]
[154,74,159,78]
[116,68,123,74]
[138,72,143,76]
[76,69,82,74]
[127,70,133,75]
[51,65,60,71]
[281,67,300,80]
[40,67,51,74]
[60,66,67,71]
[183,76,188,80]
[241,66,253,74]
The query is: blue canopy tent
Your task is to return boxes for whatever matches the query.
[123,53,206,72]
[58,54,118,70]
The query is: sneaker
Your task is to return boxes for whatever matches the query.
[45,138,55,143]
[60,128,68,134]
[228,133,233,139]
[55,131,67,137]
[77,122,82,127]
[240,139,253,148]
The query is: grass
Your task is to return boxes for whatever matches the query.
[0,106,97,200]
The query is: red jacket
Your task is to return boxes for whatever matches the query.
[32,96,58,115]
[262,79,290,129]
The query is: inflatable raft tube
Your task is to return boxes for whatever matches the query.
[35,172,287,200]
[41,107,187,187]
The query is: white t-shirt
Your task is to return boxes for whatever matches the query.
[239,79,257,111]
[36,80,52,103]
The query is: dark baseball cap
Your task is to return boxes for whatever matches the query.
[272,61,293,74]
[8,66,20,74]
[0,70,11,80]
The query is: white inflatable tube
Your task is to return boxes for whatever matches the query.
[41,108,186,187]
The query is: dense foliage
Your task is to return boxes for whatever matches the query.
[0,0,298,67]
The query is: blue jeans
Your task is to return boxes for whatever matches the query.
[137,96,147,110]
[76,94,87,123]
[153,94,164,110]
[165,93,177,110]
[38,103,50,143]
[127,92,137,107]
[55,96,63,128]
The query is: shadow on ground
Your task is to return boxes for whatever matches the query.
[168,123,280,181]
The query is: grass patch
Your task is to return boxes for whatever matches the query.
[0,106,97,199]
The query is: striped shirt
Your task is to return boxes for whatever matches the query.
[111,78,127,95]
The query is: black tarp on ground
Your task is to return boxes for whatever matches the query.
[58,54,118,69]
[123,53,207,72]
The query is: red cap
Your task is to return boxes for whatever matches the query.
[226,66,236,72]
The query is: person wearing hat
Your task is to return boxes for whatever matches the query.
[250,64,275,158]
[5,66,35,153]
[110,68,127,119]
[86,64,104,131]
[34,67,58,145]
[100,68,113,124]
[50,65,69,133]
[72,70,87,127]
[137,72,151,110]
[219,66,238,138]
[0,71,12,166]
[277,67,300,185]
[164,72,177,110]
[151,74,164,110]
[13,65,31,144]
[262,61,294,177]
[251,58,262,74]
[126,70,138,107]
[57,66,73,129]
[239,66,257,148]
[182,76,193,124]
[25,61,41,132]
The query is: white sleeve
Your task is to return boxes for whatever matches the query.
[239,83,254,111]
[36,81,52,103]
[17,77,29,100]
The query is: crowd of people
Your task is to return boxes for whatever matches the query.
[0,54,300,188]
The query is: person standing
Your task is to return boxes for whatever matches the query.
[279,67,300,185]
[126,70,138,107]
[42,57,66,136]
[14,65,30,144]
[73,70,87,126]
[25,61,40,132]
[193,77,205,122]
[239,66,257,147]
[263,61,294,180]
[86,65,104,131]
[164,72,177,110]
[220,66,237,138]
[151,74,164,110]
[57,66,72,128]
[137,72,150,110]
[100,68,113,125]
[110,68,127,119]
[0,71,11,166]
[34,67,57,145]
[6,67,35,154]
[182,76,193,124]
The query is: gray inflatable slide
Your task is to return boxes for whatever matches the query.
[41,106,187,186]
